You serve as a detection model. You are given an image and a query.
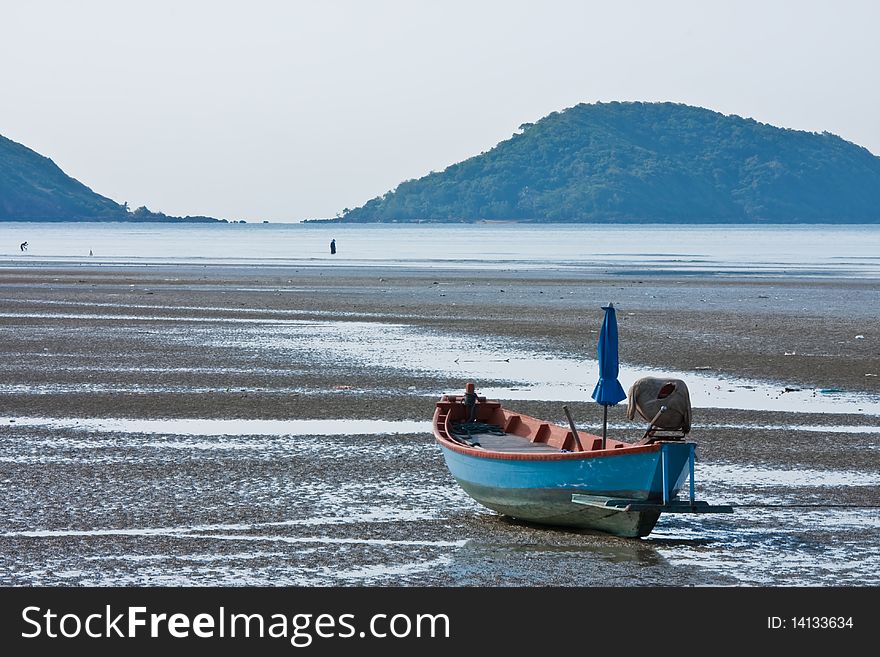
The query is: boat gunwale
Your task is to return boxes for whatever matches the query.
[432,426,665,462]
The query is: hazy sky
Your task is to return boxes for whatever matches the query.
[2,0,878,222]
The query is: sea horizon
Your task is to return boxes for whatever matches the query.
[3,222,879,278]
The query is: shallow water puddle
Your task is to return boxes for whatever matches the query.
[3,416,428,436]
[328,556,456,583]
[0,506,458,542]
[2,308,877,415]
[0,311,330,325]
[692,422,880,434]
[84,550,288,563]
[697,462,880,488]
[0,384,323,394]
[217,319,880,415]
[20,556,458,587]
[78,554,456,586]
[6,416,878,438]
[650,508,880,586]
[479,375,880,415]
[0,297,392,320]
[1,528,464,549]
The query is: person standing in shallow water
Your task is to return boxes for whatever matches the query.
[330,239,336,255]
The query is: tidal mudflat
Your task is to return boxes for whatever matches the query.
[0,263,877,585]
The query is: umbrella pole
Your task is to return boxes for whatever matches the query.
[602,405,608,449]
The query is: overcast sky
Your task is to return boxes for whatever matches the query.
[2,0,877,222]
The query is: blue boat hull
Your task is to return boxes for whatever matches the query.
[438,441,693,538]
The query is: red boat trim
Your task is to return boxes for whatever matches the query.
[433,433,662,461]
[433,388,667,462]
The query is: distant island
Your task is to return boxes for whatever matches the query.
[0,134,227,223]
[335,101,880,224]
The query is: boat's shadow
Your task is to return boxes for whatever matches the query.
[441,514,735,585]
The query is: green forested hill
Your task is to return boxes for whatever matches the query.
[0,134,223,222]
[339,102,880,223]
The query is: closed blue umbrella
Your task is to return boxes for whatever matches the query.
[591,303,626,447]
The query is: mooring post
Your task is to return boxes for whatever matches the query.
[661,447,669,506]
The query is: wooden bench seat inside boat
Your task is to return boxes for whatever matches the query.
[458,430,563,453]
[437,395,628,453]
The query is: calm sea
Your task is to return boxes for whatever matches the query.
[2,222,879,277]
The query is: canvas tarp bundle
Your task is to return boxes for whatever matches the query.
[627,377,692,433]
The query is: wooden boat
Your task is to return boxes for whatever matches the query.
[433,382,732,538]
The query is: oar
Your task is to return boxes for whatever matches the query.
[562,405,585,451]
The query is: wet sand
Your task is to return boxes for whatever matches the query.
[0,263,878,586]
